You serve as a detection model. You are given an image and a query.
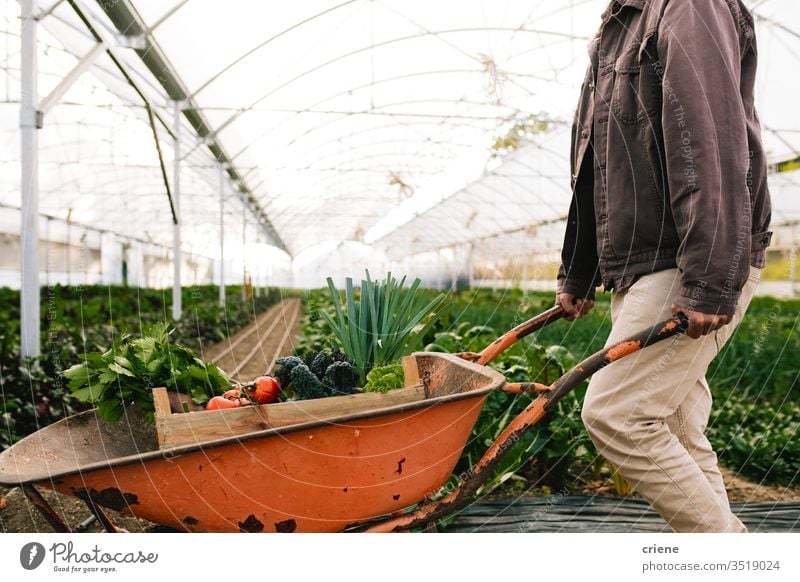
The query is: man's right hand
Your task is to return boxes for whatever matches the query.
[556,292,595,321]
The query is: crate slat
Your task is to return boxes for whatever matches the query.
[153,385,426,449]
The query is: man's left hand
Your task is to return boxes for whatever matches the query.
[671,305,731,339]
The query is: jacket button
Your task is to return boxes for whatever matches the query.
[581,129,589,138]
[588,81,595,91]
[572,173,578,181]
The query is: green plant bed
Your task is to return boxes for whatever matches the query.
[0,284,288,449]
[291,285,798,491]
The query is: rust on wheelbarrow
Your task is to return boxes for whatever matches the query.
[0,305,689,533]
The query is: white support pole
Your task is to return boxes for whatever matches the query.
[467,243,474,289]
[218,164,225,307]
[522,260,529,295]
[241,202,246,302]
[172,102,182,321]
[791,224,797,295]
[44,217,50,287]
[437,252,444,290]
[65,210,71,285]
[450,246,458,292]
[20,0,40,359]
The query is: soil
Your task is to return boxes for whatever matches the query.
[206,297,302,380]
[0,485,159,533]
[719,467,800,503]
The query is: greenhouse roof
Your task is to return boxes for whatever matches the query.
[1,0,799,264]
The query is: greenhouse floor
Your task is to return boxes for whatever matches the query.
[2,485,798,533]
[203,297,303,379]
[442,496,800,533]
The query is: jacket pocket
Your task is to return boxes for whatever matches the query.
[612,45,657,125]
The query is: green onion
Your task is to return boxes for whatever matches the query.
[320,271,447,384]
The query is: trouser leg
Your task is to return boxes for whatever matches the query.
[665,375,729,504]
[581,267,760,532]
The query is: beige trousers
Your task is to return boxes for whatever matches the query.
[582,266,761,533]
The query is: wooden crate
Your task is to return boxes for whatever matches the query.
[152,356,425,449]
[152,362,425,449]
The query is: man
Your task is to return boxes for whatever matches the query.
[556,0,772,532]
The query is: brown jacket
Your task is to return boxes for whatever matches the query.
[557,0,772,316]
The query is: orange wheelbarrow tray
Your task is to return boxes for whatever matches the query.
[0,306,688,533]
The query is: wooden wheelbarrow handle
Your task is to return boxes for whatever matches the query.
[360,310,690,532]
[453,304,567,366]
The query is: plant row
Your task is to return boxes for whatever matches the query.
[0,285,282,448]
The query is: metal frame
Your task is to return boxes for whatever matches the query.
[93,0,287,254]
[38,41,105,115]
[20,0,40,358]
[218,163,226,306]
[172,101,182,321]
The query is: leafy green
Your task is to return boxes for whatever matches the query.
[321,272,448,384]
[289,364,330,400]
[276,350,359,400]
[362,364,405,393]
[63,323,231,423]
[322,361,360,394]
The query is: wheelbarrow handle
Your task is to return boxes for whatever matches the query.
[543,310,689,410]
[361,311,690,533]
[455,304,566,366]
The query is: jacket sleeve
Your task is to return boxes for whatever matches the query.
[557,151,600,300]
[657,0,752,317]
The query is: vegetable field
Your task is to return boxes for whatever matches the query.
[298,286,800,491]
[0,285,281,449]
[1,282,797,501]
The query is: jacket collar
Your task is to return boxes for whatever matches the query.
[601,0,646,21]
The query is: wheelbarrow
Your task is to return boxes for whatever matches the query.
[0,305,688,533]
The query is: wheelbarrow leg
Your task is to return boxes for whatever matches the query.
[82,496,127,533]
[21,484,71,533]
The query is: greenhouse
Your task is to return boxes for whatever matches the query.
[1,0,799,543]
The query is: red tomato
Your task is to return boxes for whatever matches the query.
[206,396,241,411]
[246,376,280,404]
[222,388,241,399]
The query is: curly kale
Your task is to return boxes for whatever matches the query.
[290,363,330,400]
[310,349,333,379]
[322,361,359,395]
[275,356,304,389]
[275,350,359,400]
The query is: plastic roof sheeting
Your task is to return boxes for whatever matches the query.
[374,128,572,260]
[0,0,798,280]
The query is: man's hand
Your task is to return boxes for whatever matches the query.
[557,292,595,321]
[671,304,731,339]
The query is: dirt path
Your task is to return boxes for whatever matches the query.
[206,297,302,381]
[0,299,303,533]
[721,467,800,503]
